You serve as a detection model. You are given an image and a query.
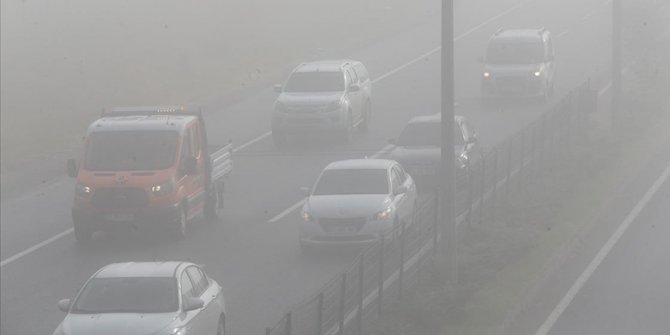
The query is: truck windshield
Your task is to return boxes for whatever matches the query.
[486,42,545,65]
[71,277,178,314]
[85,131,179,171]
[284,71,344,92]
[313,169,389,195]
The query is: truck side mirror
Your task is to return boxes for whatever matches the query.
[182,156,199,175]
[66,159,78,178]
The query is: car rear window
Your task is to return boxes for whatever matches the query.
[284,71,344,92]
[71,277,178,314]
[313,169,389,195]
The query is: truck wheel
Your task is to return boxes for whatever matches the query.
[205,186,223,221]
[73,220,92,245]
[174,206,187,240]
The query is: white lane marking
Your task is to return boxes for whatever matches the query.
[268,199,306,223]
[266,0,535,224]
[0,228,74,268]
[556,30,570,38]
[535,164,670,335]
[232,131,272,153]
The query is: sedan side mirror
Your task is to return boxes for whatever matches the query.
[273,84,283,93]
[348,84,360,92]
[394,185,408,195]
[183,297,205,312]
[66,159,78,178]
[299,186,310,197]
[57,299,71,313]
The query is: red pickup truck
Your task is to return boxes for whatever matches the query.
[66,106,233,244]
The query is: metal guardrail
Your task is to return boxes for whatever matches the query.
[210,143,234,182]
[265,79,596,335]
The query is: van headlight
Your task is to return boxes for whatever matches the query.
[151,180,174,197]
[75,183,92,197]
[374,206,393,221]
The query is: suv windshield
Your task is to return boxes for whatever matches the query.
[486,42,545,65]
[313,169,389,195]
[397,123,463,146]
[284,71,344,92]
[85,130,179,171]
[71,277,178,314]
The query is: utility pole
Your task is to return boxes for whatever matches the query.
[440,0,458,286]
[612,0,622,127]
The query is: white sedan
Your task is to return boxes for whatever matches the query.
[53,262,226,335]
[299,159,417,250]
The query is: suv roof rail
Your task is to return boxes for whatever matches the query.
[101,106,201,118]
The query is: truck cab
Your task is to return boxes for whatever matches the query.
[67,106,232,244]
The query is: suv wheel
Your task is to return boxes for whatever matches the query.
[359,100,371,132]
[204,185,223,221]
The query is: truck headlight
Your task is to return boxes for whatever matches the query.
[533,70,542,77]
[151,180,174,197]
[374,206,393,221]
[75,183,92,197]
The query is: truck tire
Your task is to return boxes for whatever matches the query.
[73,220,92,245]
[205,185,223,221]
[359,100,371,132]
[174,205,187,240]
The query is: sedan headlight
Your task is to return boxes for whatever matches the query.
[301,210,313,222]
[151,180,175,197]
[374,206,393,221]
[75,183,92,197]
[323,100,342,113]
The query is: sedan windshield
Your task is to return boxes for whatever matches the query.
[85,130,179,171]
[397,123,464,146]
[284,71,344,92]
[71,277,178,314]
[313,169,389,195]
[486,42,545,65]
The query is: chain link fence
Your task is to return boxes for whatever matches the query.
[265,79,597,335]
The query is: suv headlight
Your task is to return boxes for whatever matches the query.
[75,183,92,197]
[323,100,342,113]
[374,206,393,221]
[151,180,175,197]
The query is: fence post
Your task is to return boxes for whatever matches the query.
[467,168,474,223]
[398,222,406,299]
[357,257,364,335]
[491,148,498,220]
[286,312,292,335]
[339,273,346,335]
[529,123,537,184]
[377,238,384,318]
[518,131,525,192]
[432,192,439,258]
[505,138,513,201]
[478,159,485,224]
[316,292,324,335]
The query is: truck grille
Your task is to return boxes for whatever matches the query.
[91,188,149,209]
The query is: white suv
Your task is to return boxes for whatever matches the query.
[481,28,556,102]
[272,60,372,146]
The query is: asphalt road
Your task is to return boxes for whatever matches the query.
[0,0,617,334]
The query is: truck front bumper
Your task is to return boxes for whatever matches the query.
[72,203,181,232]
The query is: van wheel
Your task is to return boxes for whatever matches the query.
[205,185,223,221]
[216,315,226,335]
[359,101,371,132]
[174,206,187,240]
[73,219,92,245]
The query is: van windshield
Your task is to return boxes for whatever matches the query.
[85,131,179,171]
[486,42,545,65]
[284,71,344,92]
